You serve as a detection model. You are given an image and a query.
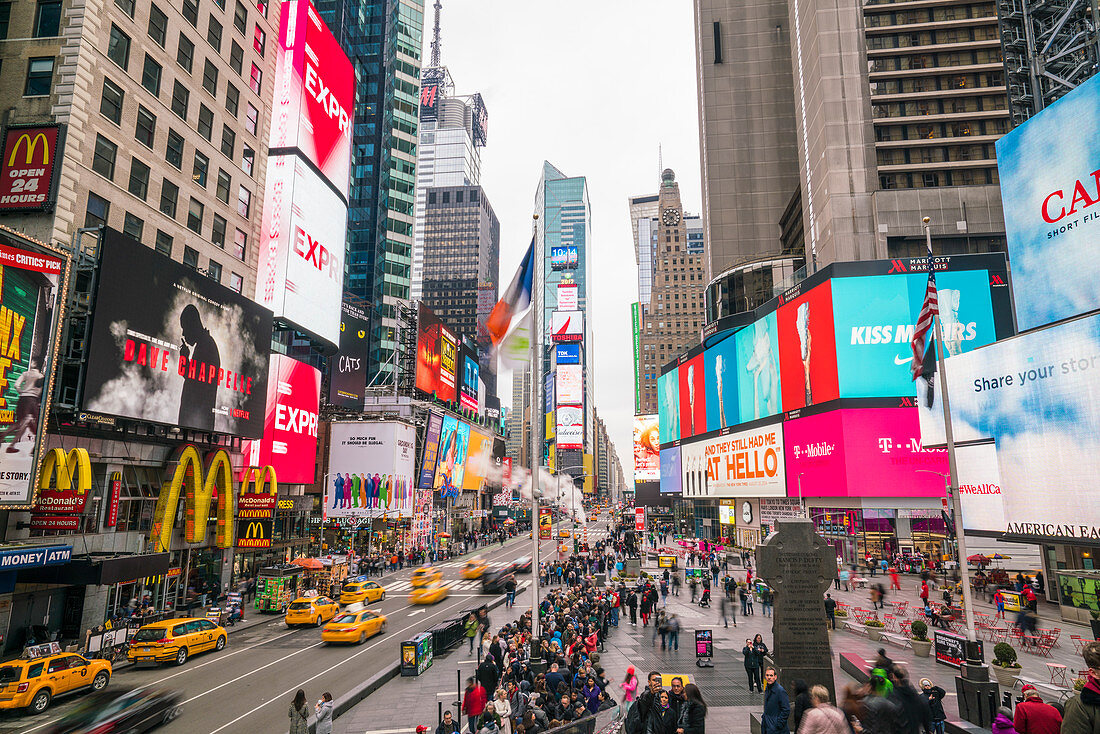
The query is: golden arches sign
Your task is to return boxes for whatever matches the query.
[239,465,278,497]
[38,448,91,493]
[150,445,235,551]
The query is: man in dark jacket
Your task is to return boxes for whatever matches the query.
[762,668,790,734]
[1061,640,1100,734]
[919,678,947,733]
[436,710,461,734]
[888,668,931,734]
[477,656,500,698]
[824,594,838,629]
[544,663,566,695]
[625,671,663,734]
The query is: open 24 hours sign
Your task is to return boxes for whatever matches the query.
[0,125,65,212]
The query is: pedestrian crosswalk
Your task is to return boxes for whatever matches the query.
[384,577,531,593]
[435,559,515,569]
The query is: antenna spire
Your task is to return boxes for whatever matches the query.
[430,1,442,68]
[658,143,663,184]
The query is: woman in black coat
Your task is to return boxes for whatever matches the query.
[646,690,678,734]
[742,639,763,693]
[789,679,812,732]
[676,683,707,734]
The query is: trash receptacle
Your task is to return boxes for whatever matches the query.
[401,632,434,676]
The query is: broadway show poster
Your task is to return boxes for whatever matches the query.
[0,242,63,505]
[328,301,369,409]
[83,230,273,437]
[326,421,416,519]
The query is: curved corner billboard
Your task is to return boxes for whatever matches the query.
[83,229,272,438]
[243,354,321,484]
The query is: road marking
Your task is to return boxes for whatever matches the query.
[206,596,473,734]
[408,610,425,616]
[360,728,416,733]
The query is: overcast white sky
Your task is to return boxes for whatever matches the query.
[427,1,702,482]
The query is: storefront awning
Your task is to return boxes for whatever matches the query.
[18,552,170,586]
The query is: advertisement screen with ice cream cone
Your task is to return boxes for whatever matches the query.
[677,354,706,440]
[704,334,739,432]
[734,311,782,424]
[777,281,838,411]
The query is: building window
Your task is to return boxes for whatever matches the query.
[100,78,124,124]
[241,145,254,176]
[207,16,222,51]
[212,213,227,247]
[202,59,218,95]
[233,1,247,34]
[92,134,118,179]
[108,25,130,69]
[34,0,61,36]
[85,192,110,228]
[207,259,222,283]
[186,198,204,233]
[229,41,243,75]
[233,228,246,260]
[225,83,239,115]
[135,106,156,147]
[155,229,173,255]
[245,103,258,135]
[220,125,235,157]
[165,129,184,168]
[182,0,199,26]
[183,245,199,268]
[177,34,194,73]
[148,5,168,46]
[197,105,213,140]
[230,272,243,292]
[171,80,189,119]
[114,0,135,16]
[253,24,265,55]
[141,54,162,95]
[248,62,262,93]
[0,3,11,39]
[123,212,144,241]
[256,0,267,17]
[159,178,179,217]
[216,169,231,203]
[193,151,209,186]
[237,185,251,217]
[128,157,150,199]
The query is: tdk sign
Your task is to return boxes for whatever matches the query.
[0,545,72,569]
[555,344,580,365]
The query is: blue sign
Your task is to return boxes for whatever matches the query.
[659,445,681,494]
[657,371,679,443]
[0,545,72,570]
[704,333,739,432]
[555,344,580,365]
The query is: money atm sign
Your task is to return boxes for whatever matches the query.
[0,125,63,211]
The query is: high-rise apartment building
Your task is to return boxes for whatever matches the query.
[420,183,500,397]
[634,170,707,414]
[693,0,802,280]
[0,0,277,292]
[318,0,424,384]
[507,365,530,466]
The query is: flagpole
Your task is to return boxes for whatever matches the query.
[530,213,541,640]
[924,217,977,647]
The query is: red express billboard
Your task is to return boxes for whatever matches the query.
[0,125,64,212]
[243,354,321,484]
[269,0,354,197]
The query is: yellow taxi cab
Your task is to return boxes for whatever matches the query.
[410,566,442,588]
[461,558,488,579]
[339,576,386,605]
[321,608,387,644]
[0,648,111,714]
[127,617,227,666]
[410,581,449,605]
[557,529,570,539]
[558,542,571,553]
[285,594,340,627]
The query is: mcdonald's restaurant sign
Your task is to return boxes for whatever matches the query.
[148,444,278,552]
[32,448,92,514]
[0,124,64,212]
[236,518,273,548]
[237,466,277,519]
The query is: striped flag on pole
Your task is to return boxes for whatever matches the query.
[910,257,939,380]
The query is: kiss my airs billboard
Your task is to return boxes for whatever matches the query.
[83,229,273,438]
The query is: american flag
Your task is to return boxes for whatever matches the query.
[910,261,939,380]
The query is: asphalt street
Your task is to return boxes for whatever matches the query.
[0,523,610,734]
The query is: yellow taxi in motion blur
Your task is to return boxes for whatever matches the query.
[411,566,442,587]
[321,608,387,644]
[0,649,111,714]
[127,617,228,666]
[461,558,488,579]
[339,577,385,605]
[410,581,449,605]
[285,595,340,627]
[557,529,570,539]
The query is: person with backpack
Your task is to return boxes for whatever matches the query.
[625,671,663,734]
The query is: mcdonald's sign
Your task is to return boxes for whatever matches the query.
[237,465,278,519]
[0,125,63,212]
[32,448,92,513]
[235,518,273,548]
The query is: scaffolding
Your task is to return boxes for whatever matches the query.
[999,0,1100,125]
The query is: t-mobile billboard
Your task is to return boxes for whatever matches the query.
[269,0,354,196]
[243,354,321,484]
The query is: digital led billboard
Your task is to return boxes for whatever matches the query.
[326,422,416,519]
[256,155,346,347]
[438,328,457,402]
[434,414,470,499]
[269,0,354,196]
[243,354,321,484]
[557,282,578,310]
[679,420,786,498]
[556,364,583,404]
[416,303,442,396]
[555,344,580,365]
[677,353,705,440]
[703,333,738,433]
[995,72,1100,331]
[551,311,584,342]
[735,312,781,423]
[328,302,369,409]
[556,405,583,450]
[776,280,838,411]
[83,229,272,437]
[458,343,479,412]
[551,246,578,270]
[417,412,444,489]
[633,414,659,481]
[657,370,679,444]
[0,125,64,212]
[462,428,493,492]
[659,444,681,494]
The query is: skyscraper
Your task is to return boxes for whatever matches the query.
[318,0,424,384]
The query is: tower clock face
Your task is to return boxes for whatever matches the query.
[661,208,681,226]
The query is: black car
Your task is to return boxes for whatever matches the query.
[44,688,182,733]
[511,556,532,574]
[482,568,516,594]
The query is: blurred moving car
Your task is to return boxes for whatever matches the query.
[321,609,387,644]
[43,687,182,733]
[481,568,515,594]
[127,618,227,666]
[411,566,442,587]
[409,581,449,605]
[285,595,340,627]
[461,559,487,579]
[511,556,532,574]
[0,651,111,714]
[339,577,385,605]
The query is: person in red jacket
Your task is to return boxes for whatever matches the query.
[1013,684,1063,734]
[463,677,488,721]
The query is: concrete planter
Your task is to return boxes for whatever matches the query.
[911,639,932,657]
[992,664,1021,688]
[867,627,883,642]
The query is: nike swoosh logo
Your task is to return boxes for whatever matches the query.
[894,355,912,365]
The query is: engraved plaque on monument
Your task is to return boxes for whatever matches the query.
[756,518,838,700]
